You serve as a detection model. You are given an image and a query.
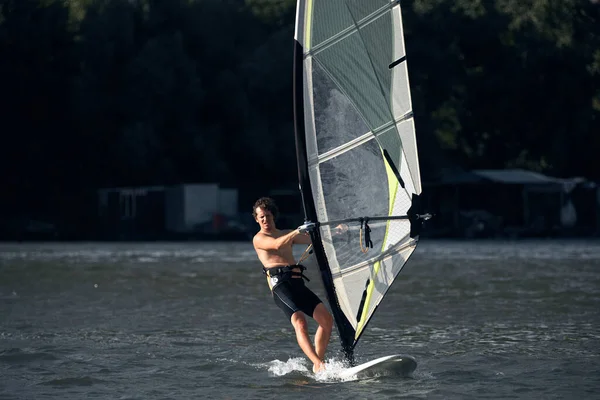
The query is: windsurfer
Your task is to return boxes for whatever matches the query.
[252,197,333,373]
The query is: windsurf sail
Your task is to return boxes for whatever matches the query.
[293,0,428,362]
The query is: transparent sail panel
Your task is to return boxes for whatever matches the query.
[318,157,388,265]
[312,19,393,134]
[310,61,370,155]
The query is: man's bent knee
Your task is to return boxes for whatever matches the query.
[313,304,333,327]
[291,312,308,332]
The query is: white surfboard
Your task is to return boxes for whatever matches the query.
[338,355,417,380]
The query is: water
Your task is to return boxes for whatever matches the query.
[1,240,599,399]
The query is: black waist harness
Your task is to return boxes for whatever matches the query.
[262,264,310,282]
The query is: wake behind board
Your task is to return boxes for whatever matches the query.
[338,355,417,380]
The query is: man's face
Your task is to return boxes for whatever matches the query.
[255,207,275,231]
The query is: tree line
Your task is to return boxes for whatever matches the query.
[0,0,598,226]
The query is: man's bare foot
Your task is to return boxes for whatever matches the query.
[312,361,326,373]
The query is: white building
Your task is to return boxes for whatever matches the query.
[97,183,239,237]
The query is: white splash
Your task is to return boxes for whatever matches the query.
[262,357,381,382]
[313,358,357,382]
[266,357,309,376]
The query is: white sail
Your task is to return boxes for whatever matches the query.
[293,0,424,357]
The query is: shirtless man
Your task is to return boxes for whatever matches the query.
[252,197,333,373]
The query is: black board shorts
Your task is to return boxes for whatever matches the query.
[272,278,323,321]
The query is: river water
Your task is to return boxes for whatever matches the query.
[1,240,599,399]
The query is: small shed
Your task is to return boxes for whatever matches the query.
[97,186,166,239]
[423,169,585,238]
[165,184,238,233]
[98,183,239,239]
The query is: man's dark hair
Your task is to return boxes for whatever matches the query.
[252,197,279,220]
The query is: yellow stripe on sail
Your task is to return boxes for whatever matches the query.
[354,149,400,339]
[305,0,313,51]
[355,260,380,338]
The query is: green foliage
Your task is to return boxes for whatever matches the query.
[405,0,600,177]
[244,0,295,25]
[0,0,598,220]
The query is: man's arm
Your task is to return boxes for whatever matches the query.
[293,231,312,245]
[253,229,303,251]
[333,224,348,235]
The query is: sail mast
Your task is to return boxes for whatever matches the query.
[293,1,357,363]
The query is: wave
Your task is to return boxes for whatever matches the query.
[0,242,258,264]
[38,376,107,387]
